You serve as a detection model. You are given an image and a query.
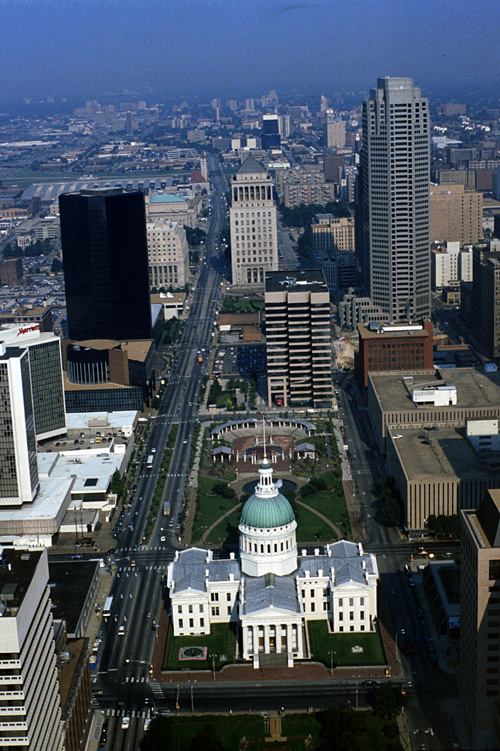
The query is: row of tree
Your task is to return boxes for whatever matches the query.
[3,239,55,258]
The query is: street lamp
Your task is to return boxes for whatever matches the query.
[395,629,406,665]
[328,650,336,677]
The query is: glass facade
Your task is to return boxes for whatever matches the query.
[60,190,152,341]
[64,386,144,413]
[27,340,66,439]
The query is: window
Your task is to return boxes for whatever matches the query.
[179,619,183,628]
[211,592,219,602]
[200,618,204,627]
[490,560,500,580]
[339,599,343,606]
[227,593,231,601]
[188,604,193,614]
[349,598,354,606]
[189,618,194,628]
[177,605,182,614]
[360,611,365,620]
[227,606,231,615]
[311,603,315,612]
[360,597,365,606]
[199,604,204,613]
[211,607,219,616]
[350,612,354,621]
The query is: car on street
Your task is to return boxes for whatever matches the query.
[121,716,130,729]
[160,536,166,542]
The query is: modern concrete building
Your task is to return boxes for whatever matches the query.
[472,244,500,359]
[386,424,500,533]
[325,111,346,149]
[265,270,332,408]
[367,368,500,454]
[62,338,155,413]
[358,77,431,322]
[0,345,39,507]
[338,288,388,330]
[59,189,152,342]
[315,252,357,296]
[0,324,66,442]
[355,320,433,388]
[146,218,190,289]
[0,547,64,750]
[262,114,281,150]
[167,460,378,667]
[431,242,473,289]
[312,214,355,254]
[460,489,500,749]
[230,157,278,286]
[430,183,483,245]
[0,305,53,333]
[0,257,23,287]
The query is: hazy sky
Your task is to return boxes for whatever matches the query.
[0,0,498,101]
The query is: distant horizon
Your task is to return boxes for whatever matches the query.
[0,0,498,104]
[0,80,498,112]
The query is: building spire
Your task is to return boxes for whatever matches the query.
[262,415,266,460]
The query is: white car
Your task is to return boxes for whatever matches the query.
[118,626,125,636]
[160,536,166,542]
[121,716,130,729]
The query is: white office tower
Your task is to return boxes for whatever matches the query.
[359,77,431,321]
[0,345,39,507]
[230,156,278,286]
[0,547,64,750]
[0,325,66,442]
[325,110,346,149]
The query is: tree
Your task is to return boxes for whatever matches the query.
[110,469,124,497]
[184,225,206,248]
[374,682,406,719]
[377,482,401,527]
[426,514,459,539]
[189,724,228,751]
[318,704,369,751]
[51,258,63,273]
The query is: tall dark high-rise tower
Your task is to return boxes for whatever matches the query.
[357,77,431,322]
[59,189,152,341]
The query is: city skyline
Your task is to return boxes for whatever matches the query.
[0,0,498,101]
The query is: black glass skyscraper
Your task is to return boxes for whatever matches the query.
[59,189,152,341]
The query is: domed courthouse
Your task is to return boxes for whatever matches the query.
[167,460,379,667]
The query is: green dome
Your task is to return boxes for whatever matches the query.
[240,492,295,529]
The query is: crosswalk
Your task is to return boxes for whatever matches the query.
[103,708,152,718]
[116,564,167,572]
[123,675,148,683]
[150,681,164,699]
[114,545,176,555]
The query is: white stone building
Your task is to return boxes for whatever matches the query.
[147,218,190,289]
[167,459,378,667]
[229,156,278,286]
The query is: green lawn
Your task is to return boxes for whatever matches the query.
[307,620,386,667]
[300,470,352,538]
[140,709,400,751]
[163,622,238,671]
[191,476,241,542]
[206,506,241,546]
[291,501,338,544]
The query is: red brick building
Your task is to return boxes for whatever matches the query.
[355,320,434,388]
